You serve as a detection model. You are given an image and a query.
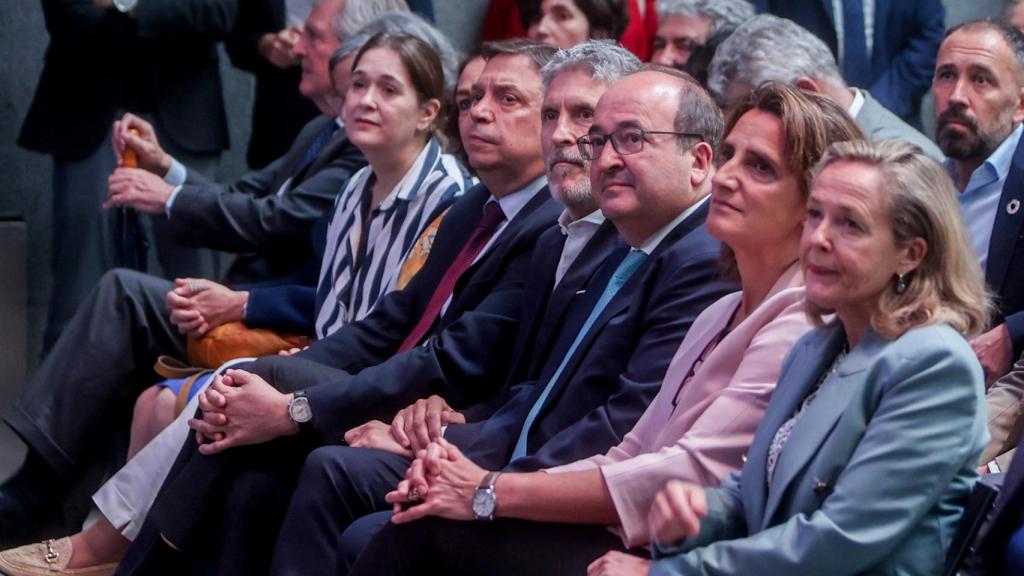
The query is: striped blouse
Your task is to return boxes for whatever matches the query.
[313,137,472,339]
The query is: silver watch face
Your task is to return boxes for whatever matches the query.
[472,487,496,519]
[288,396,313,423]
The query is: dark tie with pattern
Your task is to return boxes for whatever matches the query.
[292,121,338,182]
[841,0,871,88]
[397,201,506,353]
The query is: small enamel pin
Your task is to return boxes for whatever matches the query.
[1008,199,1021,215]
[813,477,830,494]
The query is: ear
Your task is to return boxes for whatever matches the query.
[1013,84,1024,125]
[417,98,442,133]
[897,237,928,276]
[793,76,822,93]
[688,141,714,189]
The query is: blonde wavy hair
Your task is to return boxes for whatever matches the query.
[805,139,990,339]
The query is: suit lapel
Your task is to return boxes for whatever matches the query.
[745,328,840,527]
[529,223,622,378]
[985,136,1024,294]
[534,206,707,417]
[761,330,881,525]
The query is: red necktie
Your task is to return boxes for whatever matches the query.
[397,201,506,352]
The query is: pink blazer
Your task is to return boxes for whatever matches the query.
[547,264,811,547]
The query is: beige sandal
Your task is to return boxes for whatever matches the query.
[0,538,117,575]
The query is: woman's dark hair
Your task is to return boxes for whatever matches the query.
[352,32,446,132]
[517,0,630,41]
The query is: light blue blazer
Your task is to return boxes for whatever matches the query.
[651,323,987,576]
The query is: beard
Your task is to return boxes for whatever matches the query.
[936,106,1011,162]
[546,147,595,210]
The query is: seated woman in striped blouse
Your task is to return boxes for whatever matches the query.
[0,25,472,576]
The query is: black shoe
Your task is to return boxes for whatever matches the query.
[0,451,67,547]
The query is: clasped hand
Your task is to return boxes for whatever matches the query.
[384,439,488,524]
[166,278,248,337]
[188,369,297,455]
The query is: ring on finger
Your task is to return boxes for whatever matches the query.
[408,487,421,501]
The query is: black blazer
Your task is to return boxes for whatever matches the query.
[447,202,735,472]
[294,183,563,442]
[225,0,319,168]
[988,135,1024,358]
[977,435,1024,574]
[19,0,238,160]
[456,220,624,425]
[167,115,366,284]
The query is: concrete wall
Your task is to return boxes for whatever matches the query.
[0,0,1005,388]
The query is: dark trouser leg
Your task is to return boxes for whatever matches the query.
[351,516,639,576]
[45,146,117,350]
[4,268,184,477]
[270,447,410,576]
[338,511,394,575]
[140,356,351,557]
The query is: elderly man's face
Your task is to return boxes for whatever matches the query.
[462,54,546,182]
[541,68,607,211]
[294,0,346,99]
[652,14,712,70]
[588,72,703,233]
[933,27,1024,163]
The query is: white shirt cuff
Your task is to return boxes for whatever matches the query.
[164,157,187,186]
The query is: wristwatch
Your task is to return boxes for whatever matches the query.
[112,0,138,13]
[288,390,314,431]
[472,471,502,521]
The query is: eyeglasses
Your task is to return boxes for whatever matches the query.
[577,127,703,161]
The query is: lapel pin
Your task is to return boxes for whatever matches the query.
[740,454,747,463]
[813,477,830,494]
[1008,199,1021,215]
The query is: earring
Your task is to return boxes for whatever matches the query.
[895,273,907,294]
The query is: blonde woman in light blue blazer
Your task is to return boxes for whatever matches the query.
[620,140,991,576]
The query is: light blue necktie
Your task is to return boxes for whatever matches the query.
[510,249,648,460]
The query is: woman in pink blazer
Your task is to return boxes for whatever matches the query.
[347,84,868,575]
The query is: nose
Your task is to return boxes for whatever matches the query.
[293,34,308,58]
[591,137,624,176]
[551,114,577,148]
[470,94,494,123]
[804,216,832,251]
[711,155,737,193]
[536,15,554,39]
[947,76,970,107]
[358,85,378,108]
[653,45,680,68]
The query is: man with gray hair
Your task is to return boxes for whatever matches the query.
[264,42,733,575]
[651,0,753,75]
[0,0,390,548]
[707,14,942,160]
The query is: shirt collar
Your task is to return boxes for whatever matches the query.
[489,175,548,222]
[945,123,1023,191]
[636,195,708,255]
[558,208,606,234]
[846,88,866,119]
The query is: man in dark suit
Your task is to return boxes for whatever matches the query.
[0,0,368,545]
[107,39,564,575]
[752,0,945,125]
[268,54,737,575]
[226,0,319,170]
[931,20,1024,387]
[21,0,238,349]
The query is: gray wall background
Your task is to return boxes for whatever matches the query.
[0,0,1005,391]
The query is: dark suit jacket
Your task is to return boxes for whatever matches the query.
[290,183,563,442]
[167,115,367,283]
[988,135,1024,358]
[454,220,624,426]
[978,435,1024,574]
[447,203,733,472]
[225,0,318,169]
[753,0,944,122]
[19,0,238,160]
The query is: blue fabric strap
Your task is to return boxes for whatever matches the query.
[510,249,648,460]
